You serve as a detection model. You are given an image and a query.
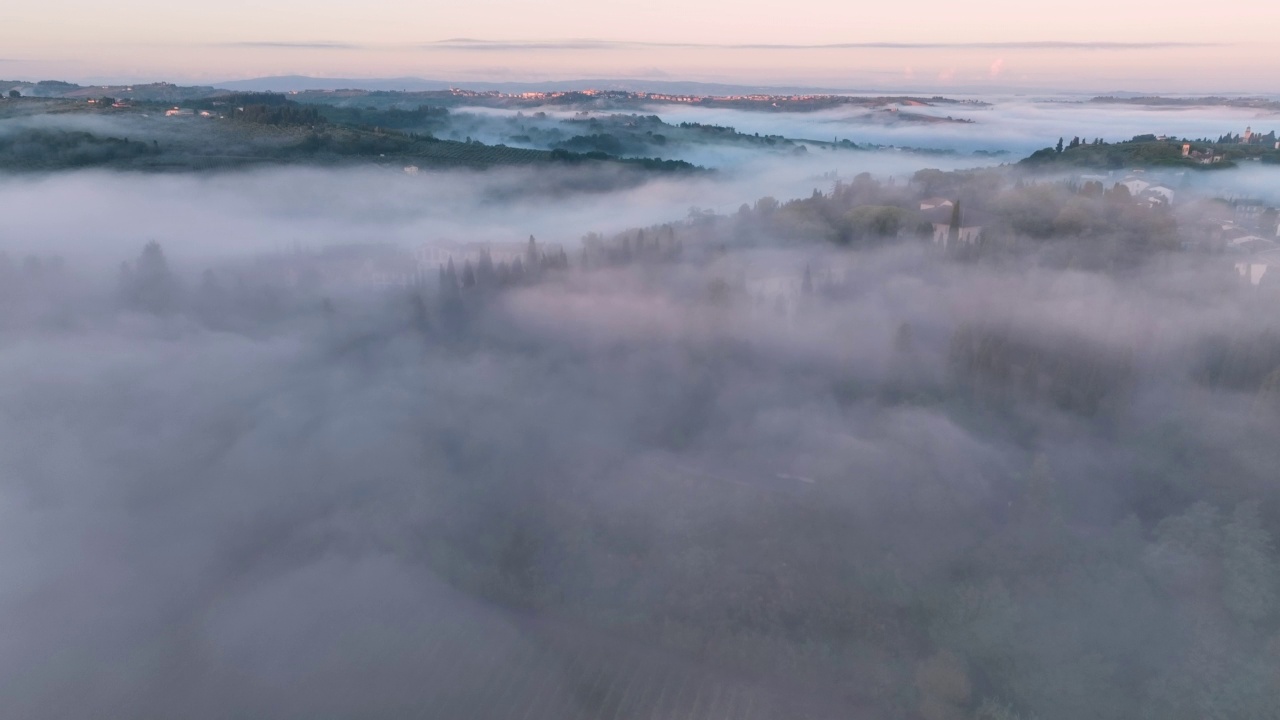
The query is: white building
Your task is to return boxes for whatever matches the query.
[1236,248,1280,286]
[1144,186,1175,205]
[923,206,986,248]
[1120,178,1151,196]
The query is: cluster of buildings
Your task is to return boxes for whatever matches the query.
[1217,199,1280,287]
[1239,126,1280,149]
[163,107,216,118]
[1181,143,1226,164]
[1181,192,1280,287]
[917,169,1188,252]
[84,98,133,109]
[1113,174,1177,207]
[513,89,620,100]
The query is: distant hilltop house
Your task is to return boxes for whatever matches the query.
[922,204,986,247]
[1181,143,1225,164]
[919,197,954,211]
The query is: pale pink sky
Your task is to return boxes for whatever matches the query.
[3,0,1277,91]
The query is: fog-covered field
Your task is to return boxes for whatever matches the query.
[0,147,994,265]
[3,96,1280,720]
[641,98,1280,155]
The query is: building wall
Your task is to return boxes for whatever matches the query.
[932,223,982,247]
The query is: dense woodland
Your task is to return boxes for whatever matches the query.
[0,129,159,168]
[0,94,704,172]
[1022,134,1280,169]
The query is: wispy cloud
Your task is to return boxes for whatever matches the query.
[429,38,625,51]
[424,39,1222,52]
[219,41,366,50]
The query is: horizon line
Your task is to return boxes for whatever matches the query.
[214,38,1227,52]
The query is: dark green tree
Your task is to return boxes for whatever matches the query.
[440,257,459,296]
[119,241,179,314]
[476,248,496,288]
[948,200,962,245]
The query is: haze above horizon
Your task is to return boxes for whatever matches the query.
[4,1,1277,93]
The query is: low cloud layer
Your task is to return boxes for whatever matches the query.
[3,95,1280,717]
[2,170,1280,718]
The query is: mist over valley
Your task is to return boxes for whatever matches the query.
[3,64,1280,720]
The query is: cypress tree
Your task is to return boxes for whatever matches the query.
[948,201,962,246]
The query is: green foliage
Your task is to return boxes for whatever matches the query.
[1222,503,1279,623]
[553,133,626,155]
[843,205,910,242]
[0,128,156,169]
[232,103,325,127]
[200,91,290,109]
[118,241,179,314]
[949,323,1135,416]
[1021,139,1228,170]
[313,103,449,131]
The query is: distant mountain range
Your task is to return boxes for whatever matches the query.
[211,76,872,96]
[216,76,1225,98]
[9,75,1274,101]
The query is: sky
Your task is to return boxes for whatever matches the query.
[3,1,1279,91]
